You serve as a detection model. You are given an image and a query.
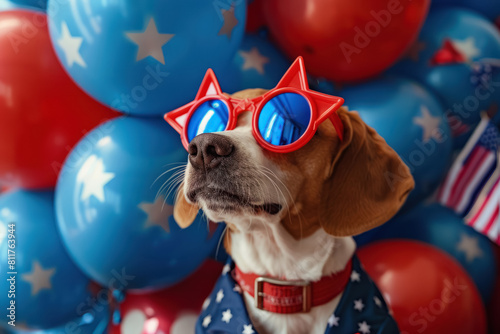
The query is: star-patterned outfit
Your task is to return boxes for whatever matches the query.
[196,256,398,334]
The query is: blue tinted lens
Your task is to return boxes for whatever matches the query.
[187,99,229,142]
[258,93,311,146]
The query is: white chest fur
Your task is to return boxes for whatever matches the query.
[229,221,356,334]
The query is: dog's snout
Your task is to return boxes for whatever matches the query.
[188,133,234,170]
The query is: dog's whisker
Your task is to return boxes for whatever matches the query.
[215,224,228,260]
[253,173,267,205]
[264,168,310,247]
[157,178,183,207]
[260,214,273,245]
[260,167,295,206]
[159,177,185,212]
[259,167,305,239]
[258,169,288,202]
[155,168,186,200]
[158,169,186,199]
[248,216,254,232]
[163,173,186,202]
[159,167,186,189]
[161,176,184,211]
[257,172,293,234]
[257,168,291,213]
[151,164,186,188]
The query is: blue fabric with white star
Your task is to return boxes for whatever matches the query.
[196,255,399,334]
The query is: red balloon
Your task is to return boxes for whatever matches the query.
[110,260,223,334]
[487,244,500,334]
[0,10,117,189]
[262,0,430,82]
[246,0,266,32]
[358,240,487,334]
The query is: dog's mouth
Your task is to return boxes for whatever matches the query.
[252,203,282,215]
[188,188,282,215]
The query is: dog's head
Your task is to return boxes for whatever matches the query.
[169,69,414,240]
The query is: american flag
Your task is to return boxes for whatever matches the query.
[437,115,500,217]
[467,177,500,244]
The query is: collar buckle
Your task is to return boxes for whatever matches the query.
[254,276,311,313]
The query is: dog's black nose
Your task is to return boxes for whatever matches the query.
[188,133,234,170]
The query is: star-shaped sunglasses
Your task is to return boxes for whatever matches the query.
[164,57,344,153]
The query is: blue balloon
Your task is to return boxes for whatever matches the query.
[224,33,291,93]
[336,76,453,209]
[391,8,500,149]
[356,203,497,303]
[432,0,500,21]
[55,117,224,290]
[0,0,46,11]
[47,0,246,116]
[0,190,91,330]
[210,243,229,263]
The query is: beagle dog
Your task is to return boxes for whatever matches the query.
[166,59,414,334]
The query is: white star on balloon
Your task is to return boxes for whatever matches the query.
[328,314,340,327]
[126,18,174,65]
[78,155,115,202]
[222,309,233,323]
[57,22,86,68]
[222,264,231,275]
[138,195,173,233]
[456,233,484,263]
[413,105,442,143]
[374,296,383,308]
[242,324,255,334]
[121,310,147,334]
[216,289,225,303]
[452,37,480,60]
[202,315,211,328]
[21,261,56,296]
[233,285,242,293]
[170,313,198,334]
[358,321,371,334]
[239,47,270,75]
[350,270,361,282]
[202,297,211,310]
[354,299,365,312]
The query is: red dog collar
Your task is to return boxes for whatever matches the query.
[233,259,352,314]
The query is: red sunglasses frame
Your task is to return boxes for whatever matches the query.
[164,57,344,153]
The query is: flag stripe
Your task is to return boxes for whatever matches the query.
[438,117,491,204]
[468,178,500,231]
[483,203,499,235]
[446,148,487,208]
[455,153,496,214]
[468,194,491,227]
[487,214,500,241]
[458,161,498,217]
[437,162,463,202]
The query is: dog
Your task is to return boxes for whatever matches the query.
[165,58,414,334]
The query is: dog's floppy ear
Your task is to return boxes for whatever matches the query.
[319,109,414,236]
[173,182,199,229]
